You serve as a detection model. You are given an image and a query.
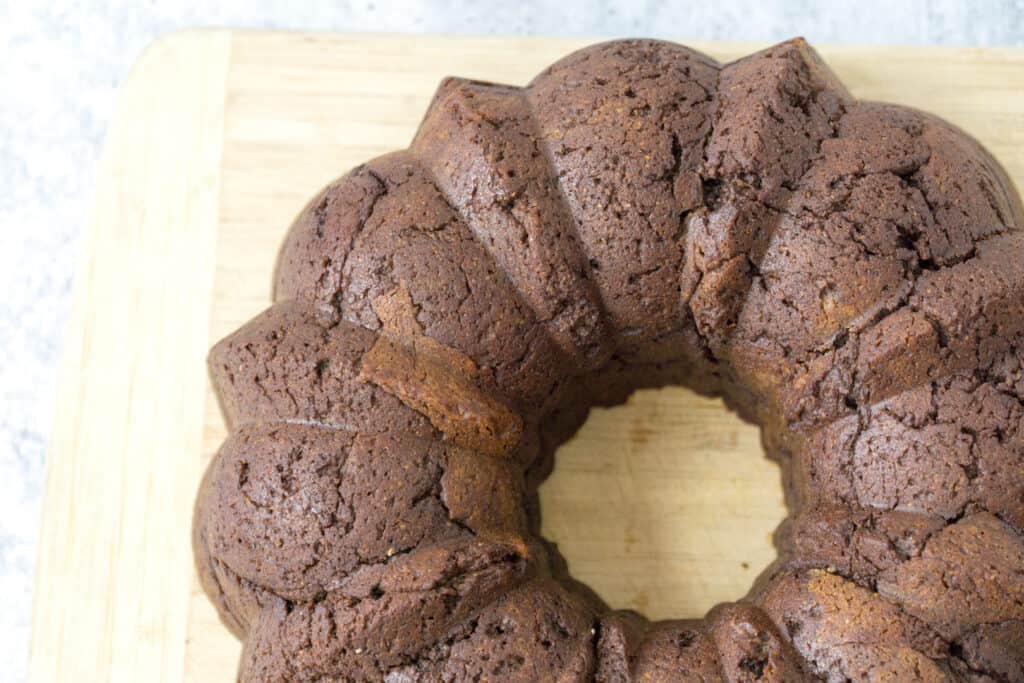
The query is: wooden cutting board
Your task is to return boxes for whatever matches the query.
[27,30,1024,682]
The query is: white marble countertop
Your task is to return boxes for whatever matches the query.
[2,1,1021,679]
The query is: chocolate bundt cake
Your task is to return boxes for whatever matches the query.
[194,38,1024,681]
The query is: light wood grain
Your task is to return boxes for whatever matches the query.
[29,30,1024,681]
[28,30,231,682]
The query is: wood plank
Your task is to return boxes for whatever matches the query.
[28,30,231,682]
[29,31,1024,681]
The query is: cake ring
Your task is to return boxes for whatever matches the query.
[195,39,1024,681]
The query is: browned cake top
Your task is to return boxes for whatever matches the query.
[196,38,1024,682]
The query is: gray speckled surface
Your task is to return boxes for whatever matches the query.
[2,1,1022,679]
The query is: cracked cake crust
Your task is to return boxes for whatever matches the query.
[196,38,1024,682]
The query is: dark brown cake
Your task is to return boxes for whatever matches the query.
[195,38,1024,681]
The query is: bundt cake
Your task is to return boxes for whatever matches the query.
[194,38,1024,681]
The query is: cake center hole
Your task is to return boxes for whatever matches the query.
[538,386,787,620]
